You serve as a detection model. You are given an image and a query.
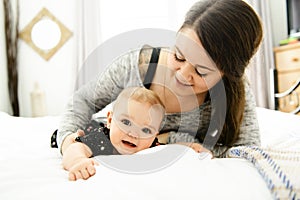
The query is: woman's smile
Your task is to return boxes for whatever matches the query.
[175,74,192,87]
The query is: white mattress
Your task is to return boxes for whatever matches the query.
[0,107,299,200]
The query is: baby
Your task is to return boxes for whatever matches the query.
[62,87,165,181]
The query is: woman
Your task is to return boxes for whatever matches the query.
[58,0,263,158]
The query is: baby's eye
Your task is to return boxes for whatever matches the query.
[141,127,152,135]
[121,119,131,126]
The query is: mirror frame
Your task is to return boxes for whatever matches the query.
[19,8,72,61]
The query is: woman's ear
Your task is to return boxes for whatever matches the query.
[107,111,113,128]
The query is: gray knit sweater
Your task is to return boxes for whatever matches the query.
[57,46,260,157]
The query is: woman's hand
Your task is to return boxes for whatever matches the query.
[157,133,169,144]
[68,158,99,181]
[177,142,213,158]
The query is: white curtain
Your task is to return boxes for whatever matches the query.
[0,1,12,114]
[0,0,19,115]
[74,0,102,89]
[245,0,276,109]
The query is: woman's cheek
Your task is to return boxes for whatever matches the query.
[166,54,178,70]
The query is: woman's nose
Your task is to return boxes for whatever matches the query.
[177,62,194,81]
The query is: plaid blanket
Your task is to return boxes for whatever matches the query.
[229,139,300,200]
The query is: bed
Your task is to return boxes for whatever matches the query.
[0,107,299,200]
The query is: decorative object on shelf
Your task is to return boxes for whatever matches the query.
[19,8,72,61]
[30,82,47,117]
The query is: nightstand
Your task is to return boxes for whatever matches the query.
[273,42,300,114]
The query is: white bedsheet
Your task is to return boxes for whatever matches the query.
[256,107,300,147]
[0,107,299,200]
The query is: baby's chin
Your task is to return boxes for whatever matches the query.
[115,146,137,155]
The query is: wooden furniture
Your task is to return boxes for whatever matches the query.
[273,42,300,114]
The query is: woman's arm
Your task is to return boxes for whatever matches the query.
[232,80,260,146]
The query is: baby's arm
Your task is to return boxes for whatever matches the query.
[67,157,98,181]
[62,141,98,181]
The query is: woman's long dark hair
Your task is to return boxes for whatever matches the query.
[182,0,263,147]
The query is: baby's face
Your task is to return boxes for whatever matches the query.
[108,99,163,155]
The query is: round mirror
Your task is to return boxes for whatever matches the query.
[31,19,61,50]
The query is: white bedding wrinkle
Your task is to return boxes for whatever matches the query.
[1,108,299,200]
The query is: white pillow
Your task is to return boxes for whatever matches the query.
[256,107,300,147]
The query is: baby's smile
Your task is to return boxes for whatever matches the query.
[122,140,137,148]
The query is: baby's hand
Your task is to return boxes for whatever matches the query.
[68,158,99,181]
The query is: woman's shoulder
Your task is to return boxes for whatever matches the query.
[138,45,166,65]
[138,44,166,81]
[243,77,255,101]
[138,44,154,66]
[138,44,167,80]
[114,44,154,72]
[242,76,258,115]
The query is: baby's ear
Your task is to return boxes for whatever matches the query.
[106,111,113,126]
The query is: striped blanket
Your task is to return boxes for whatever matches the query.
[229,139,300,200]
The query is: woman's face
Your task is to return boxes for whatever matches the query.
[166,28,223,97]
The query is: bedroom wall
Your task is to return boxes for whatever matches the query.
[0,0,289,117]
[17,0,76,117]
[6,0,199,117]
[269,0,289,46]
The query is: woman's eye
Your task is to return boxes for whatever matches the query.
[141,127,152,135]
[195,68,207,77]
[121,119,131,126]
[174,53,185,62]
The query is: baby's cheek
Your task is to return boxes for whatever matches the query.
[139,138,155,150]
[109,130,120,145]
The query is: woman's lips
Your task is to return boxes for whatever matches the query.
[175,75,191,86]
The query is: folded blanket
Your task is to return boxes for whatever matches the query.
[229,139,300,200]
